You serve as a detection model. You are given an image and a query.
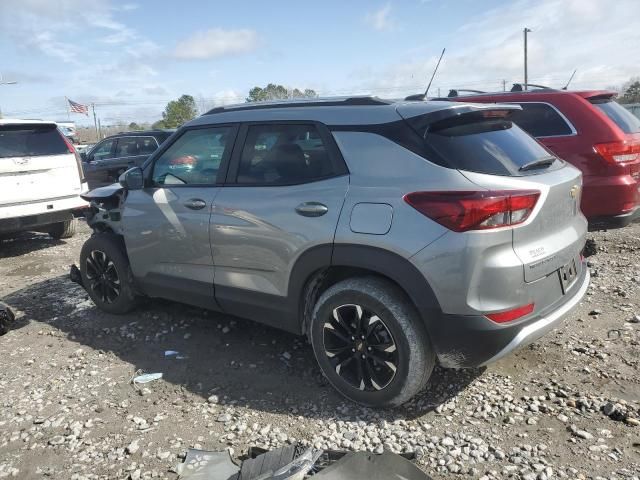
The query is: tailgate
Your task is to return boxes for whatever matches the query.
[462,165,587,283]
[0,123,82,207]
[0,154,81,206]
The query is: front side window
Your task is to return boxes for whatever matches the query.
[152,127,232,186]
[91,139,116,160]
[508,103,574,137]
[237,124,333,185]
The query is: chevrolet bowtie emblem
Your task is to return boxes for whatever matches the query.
[570,185,580,198]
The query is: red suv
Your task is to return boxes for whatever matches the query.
[446,86,640,230]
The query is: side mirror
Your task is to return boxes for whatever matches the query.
[119,167,144,190]
[80,152,87,162]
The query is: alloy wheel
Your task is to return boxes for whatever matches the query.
[85,250,120,304]
[322,304,399,391]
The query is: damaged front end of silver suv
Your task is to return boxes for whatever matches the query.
[69,184,127,289]
[81,184,127,234]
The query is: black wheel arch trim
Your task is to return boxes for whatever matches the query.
[288,243,442,335]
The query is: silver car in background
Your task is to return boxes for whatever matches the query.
[76,97,589,406]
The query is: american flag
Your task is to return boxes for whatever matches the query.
[67,98,89,116]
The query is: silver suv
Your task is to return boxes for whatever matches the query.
[77,97,589,407]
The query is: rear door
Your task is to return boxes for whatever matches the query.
[210,122,349,326]
[0,123,81,207]
[121,125,237,309]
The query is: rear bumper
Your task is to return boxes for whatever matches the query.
[430,265,590,368]
[0,194,88,234]
[588,207,640,231]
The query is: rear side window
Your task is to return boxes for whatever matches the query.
[0,124,68,158]
[237,124,334,185]
[152,126,232,185]
[508,103,574,137]
[592,100,640,134]
[418,113,556,176]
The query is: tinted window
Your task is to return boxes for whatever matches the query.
[508,103,573,137]
[0,124,68,158]
[152,127,232,185]
[237,124,333,185]
[116,137,140,157]
[420,113,556,176]
[115,136,158,157]
[91,140,115,160]
[592,100,640,134]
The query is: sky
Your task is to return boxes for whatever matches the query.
[0,0,638,126]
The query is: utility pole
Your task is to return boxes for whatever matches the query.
[97,118,102,139]
[91,103,99,142]
[524,28,531,90]
[502,79,507,92]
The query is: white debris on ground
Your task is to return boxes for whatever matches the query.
[0,221,639,479]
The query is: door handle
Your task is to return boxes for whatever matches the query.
[295,202,328,217]
[184,198,207,210]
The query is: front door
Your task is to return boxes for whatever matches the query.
[121,125,237,309]
[210,122,349,329]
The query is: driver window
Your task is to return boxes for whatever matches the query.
[91,139,115,161]
[152,127,232,186]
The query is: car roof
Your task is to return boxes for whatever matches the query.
[0,118,58,126]
[187,96,505,127]
[110,129,175,138]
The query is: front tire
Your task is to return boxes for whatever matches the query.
[48,218,77,239]
[80,233,137,314]
[309,276,435,407]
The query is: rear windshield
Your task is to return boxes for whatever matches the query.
[591,100,640,134]
[0,124,69,158]
[418,113,557,176]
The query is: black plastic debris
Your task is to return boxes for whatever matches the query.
[69,264,84,288]
[176,443,434,480]
[0,302,15,336]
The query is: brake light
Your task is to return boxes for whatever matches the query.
[59,130,85,183]
[486,303,534,323]
[403,190,540,232]
[593,139,640,164]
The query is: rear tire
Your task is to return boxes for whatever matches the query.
[309,276,435,407]
[48,218,77,239]
[80,233,137,314]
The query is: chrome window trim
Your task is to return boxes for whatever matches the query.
[505,101,578,138]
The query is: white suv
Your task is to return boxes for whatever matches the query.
[0,119,88,239]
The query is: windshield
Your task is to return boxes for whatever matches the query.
[416,113,558,176]
[0,124,69,158]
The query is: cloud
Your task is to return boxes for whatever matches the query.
[365,4,394,31]
[173,29,258,60]
[353,0,640,96]
[144,85,169,96]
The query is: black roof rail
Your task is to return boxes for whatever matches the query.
[510,83,556,92]
[446,89,486,98]
[204,96,391,115]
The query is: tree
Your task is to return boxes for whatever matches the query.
[246,84,318,102]
[619,78,640,104]
[128,122,141,130]
[157,95,198,128]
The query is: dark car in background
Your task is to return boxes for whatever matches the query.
[445,86,640,230]
[82,130,174,188]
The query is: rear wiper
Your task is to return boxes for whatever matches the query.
[519,157,556,171]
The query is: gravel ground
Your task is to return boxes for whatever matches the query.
[0,221,639,480]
